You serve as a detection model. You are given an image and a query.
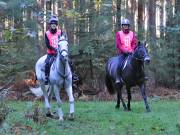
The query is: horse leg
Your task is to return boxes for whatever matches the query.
[115,91,120,109]
[40,82,51,115]
[140,83,151,112]
[115,84,127,110]
[48,85,54,101]
[126,86,131,111]
[53,85,64,121]
[66,86,75,120]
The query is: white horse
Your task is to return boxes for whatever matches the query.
[35,34,74,121]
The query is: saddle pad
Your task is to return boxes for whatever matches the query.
[122,57,128,70]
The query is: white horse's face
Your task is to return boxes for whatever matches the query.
[58,36,69,62]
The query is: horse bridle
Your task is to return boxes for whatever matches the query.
[57,42,70,78]
[131,46,148,62]
[59,49,68,56]
[131,54,147,61]
[58,39,69,58]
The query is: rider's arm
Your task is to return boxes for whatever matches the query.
[45,33,57,52]
[131,32,137,51]
[116,32,122,54]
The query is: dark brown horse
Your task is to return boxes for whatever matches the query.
[105,42,151,112]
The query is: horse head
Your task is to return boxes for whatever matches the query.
[133,41,150,64]
[57,34,69,63]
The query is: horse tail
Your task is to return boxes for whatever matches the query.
[32,71,39,86]
[105,74,116,95]
[34,73,38,82]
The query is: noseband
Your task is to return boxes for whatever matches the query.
[60,49,68,56]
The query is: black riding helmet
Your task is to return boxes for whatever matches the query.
[49,15,58,25]
[49,15,58,33]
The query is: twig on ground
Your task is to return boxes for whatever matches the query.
[0,78,14,91]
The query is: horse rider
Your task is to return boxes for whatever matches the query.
[44,15,61,84]
[115,18,138,84]
[44,15,78,85]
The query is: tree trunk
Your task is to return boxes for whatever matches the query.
[163,0,176,87]
[129,0,136,30]
[148,0,157,85]
[138,0,145,40]
[36,0,45,56]
[0,8,5,44]
[159,0,164,38]
[64,0,74,45]
[116,0,121,30]
[175,0,180,88]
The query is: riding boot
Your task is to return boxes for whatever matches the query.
[45,63,50,85]
[115,54,125,85]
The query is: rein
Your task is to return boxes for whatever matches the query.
[131,55,144,61]
[57,62,71,79]
[60,49,68,55]
[56,50,71,79]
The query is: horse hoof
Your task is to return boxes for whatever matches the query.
[127,108,131,111]
[68,113,75,121]
[146,109,151,113]
[115,105,120,109]
[46,113,54,118]
[123,108,128,111]
[59,116,64,122]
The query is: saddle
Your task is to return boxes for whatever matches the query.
[41,56,56,72]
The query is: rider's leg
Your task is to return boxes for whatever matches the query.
[45,55,52,84]
[116,54,126,84]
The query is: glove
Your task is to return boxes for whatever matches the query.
[53,48,57,53]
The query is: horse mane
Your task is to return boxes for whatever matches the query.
[59,31,68,41]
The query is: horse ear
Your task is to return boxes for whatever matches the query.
[59,31,68,41]
[58,32,63,40]
[63,32,68,41]
[144,41,146,45]
[144,41,148,48]
[60,31,65,37]
[58,34,61,40]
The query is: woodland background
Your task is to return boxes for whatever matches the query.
[0,0,179,98]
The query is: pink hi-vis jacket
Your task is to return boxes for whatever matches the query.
[46,29,61,54]
[116,31,137,54]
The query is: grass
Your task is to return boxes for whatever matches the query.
[0,99,180,135]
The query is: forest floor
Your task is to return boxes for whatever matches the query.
[0,77,179,101]
[0,78,180,135]
[1,100,180,135]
